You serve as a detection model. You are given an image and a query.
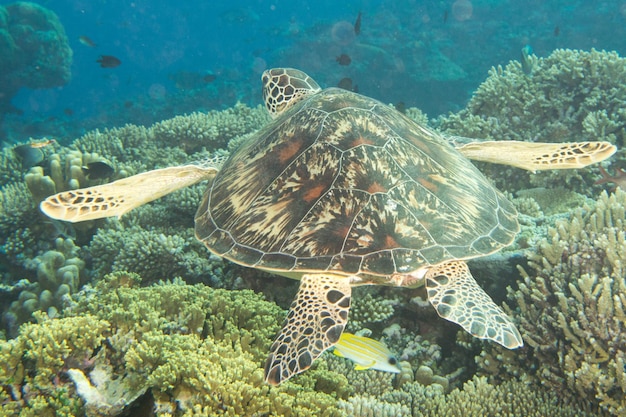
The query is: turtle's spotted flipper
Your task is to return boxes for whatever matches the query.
[264,274,351,385]
[425,261,523,349]
[41,165,218,223]
[455,140,616,171]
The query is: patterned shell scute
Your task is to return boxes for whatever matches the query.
[195,88,519,277]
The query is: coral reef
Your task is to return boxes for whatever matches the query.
[1,272,349,416]
[5,237,86,324]
[0,311,107,416]
[0,103,267,331]
[346,288,397,331]
[0,271,606,416]
[338,376,602,417]
[477,188,626,416]
[24,150,113,204]
[84,180,229,286]
[437,49,626,195]
[0,2,72,116]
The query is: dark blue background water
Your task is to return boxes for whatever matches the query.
[2,0,626,143]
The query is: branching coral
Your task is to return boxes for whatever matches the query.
[2,272,349,416]
[151,103,269,153]
[477,188,626,416]
[87,219,224,286]
[339,376,601,417]
[1,270,611,416]
[346,288,396,331]
[0,311,108,416]
[0,181,37,254]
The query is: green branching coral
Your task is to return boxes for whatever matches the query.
[437,48,626,194]
[339,376,601,417]
[477,188,626,416]
[1,271,610,416]
[0,312,108,416]
[87,221,224,285]
[347,288,396,331]
[151,103,270,153]
[2,272,349,416]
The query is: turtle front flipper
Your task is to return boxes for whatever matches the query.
[264,274,351,385]
[454,140,615,171]
[40,164,218,222]
[425,261,523,349]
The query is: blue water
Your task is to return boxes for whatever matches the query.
[2,0,626,143]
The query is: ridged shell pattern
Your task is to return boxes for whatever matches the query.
[195,88,518,279]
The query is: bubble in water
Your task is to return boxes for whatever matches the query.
[148,83,166,100]
[331,20,356,46]
[252,57,267,75]
[452,0,473,21]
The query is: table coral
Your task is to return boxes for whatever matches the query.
[477,188,626,416]
[437,48,626,195]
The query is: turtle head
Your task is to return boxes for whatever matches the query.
[262,68,321,118]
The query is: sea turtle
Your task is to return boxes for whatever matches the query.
[40,68,615,385]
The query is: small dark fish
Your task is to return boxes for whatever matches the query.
[13,144,45,170]
[336,54,352,66]
[79,35,97,48]
[82,161,114,180]
[124,100,133,108]
[203,74,216,83]
[63,108,74,116]
[337,77,358,93]
[395,102,406,114]
[443,10,449,23]
[97,55,121,68]
[520,45,534,76]
[338,77,353,90]
[553,26,560,37]
[354,11,362,35]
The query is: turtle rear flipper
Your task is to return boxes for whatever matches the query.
[425,261,523,349]
[455,140,616,171]
[40,164,218,222]
[264,274,351,385]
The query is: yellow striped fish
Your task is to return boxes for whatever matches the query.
[333,332,402,373]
